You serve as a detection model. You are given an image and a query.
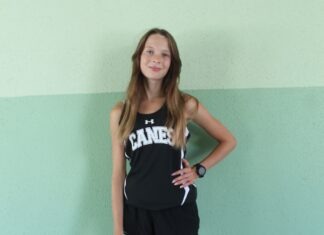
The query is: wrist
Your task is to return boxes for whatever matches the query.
[193,163,207,178]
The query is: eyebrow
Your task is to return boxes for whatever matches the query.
[144,46,170,53]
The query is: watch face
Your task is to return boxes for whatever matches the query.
[198,166,206,176]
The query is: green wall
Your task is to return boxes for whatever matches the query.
[1,0,324,234]
[1,89,324,234]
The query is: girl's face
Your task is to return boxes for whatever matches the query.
[140,34,171,82]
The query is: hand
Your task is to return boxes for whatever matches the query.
[171,159,199,188]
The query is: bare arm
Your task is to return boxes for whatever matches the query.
[110,103,126,235]
[191,101,237,170]
[172,97,237,187]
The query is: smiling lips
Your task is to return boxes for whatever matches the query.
[150,66,162,72]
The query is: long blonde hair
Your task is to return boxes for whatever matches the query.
[119,28,193,148]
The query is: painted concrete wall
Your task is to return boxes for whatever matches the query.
[1,0,324,97]
[1,0,324,235]
[1,89,324,234]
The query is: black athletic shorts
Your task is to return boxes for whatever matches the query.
[123,202,200,235]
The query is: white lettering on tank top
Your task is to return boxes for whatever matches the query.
[129,126,174,151]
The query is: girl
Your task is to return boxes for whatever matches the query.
[110,28,237,235]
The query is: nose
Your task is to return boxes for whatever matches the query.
[152,54,161,63]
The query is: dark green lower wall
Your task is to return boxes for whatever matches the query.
[1,87,323,235]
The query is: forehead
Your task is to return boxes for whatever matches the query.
[144,34,170,50]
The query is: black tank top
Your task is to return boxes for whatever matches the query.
[123,103,197,210]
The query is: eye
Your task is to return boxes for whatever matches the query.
[145,49,154,55]
[162,53,170,57]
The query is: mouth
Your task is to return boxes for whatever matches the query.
[149,66,162,72]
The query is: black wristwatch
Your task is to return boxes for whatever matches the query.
[194,163,207,178]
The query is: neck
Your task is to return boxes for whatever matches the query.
[144,80,164,101]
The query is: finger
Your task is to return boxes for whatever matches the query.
[172,175,187,184]
[180,179,195,188]
[182,175,195,186]
[172,161,192,176]
[176,170,193,179]
[182,159,191,168]
[172,169,194,182]
[171,170,182,176]
[178,179,189,187]
[180,182,192,188]
[171,168,190,176]
[173,172,194,185]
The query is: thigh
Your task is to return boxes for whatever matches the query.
[151,202,200,235]
[123,204,154,235]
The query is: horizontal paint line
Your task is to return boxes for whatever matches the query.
[1,85,324,99]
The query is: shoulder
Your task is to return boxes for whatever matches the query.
[110,101,124,124]
[183,93,199,120]
[110,102,126,147]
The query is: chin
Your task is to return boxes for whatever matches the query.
[143,73,166,81]
[147,77,164,81]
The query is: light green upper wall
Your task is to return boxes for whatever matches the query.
[1,0,323,97]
